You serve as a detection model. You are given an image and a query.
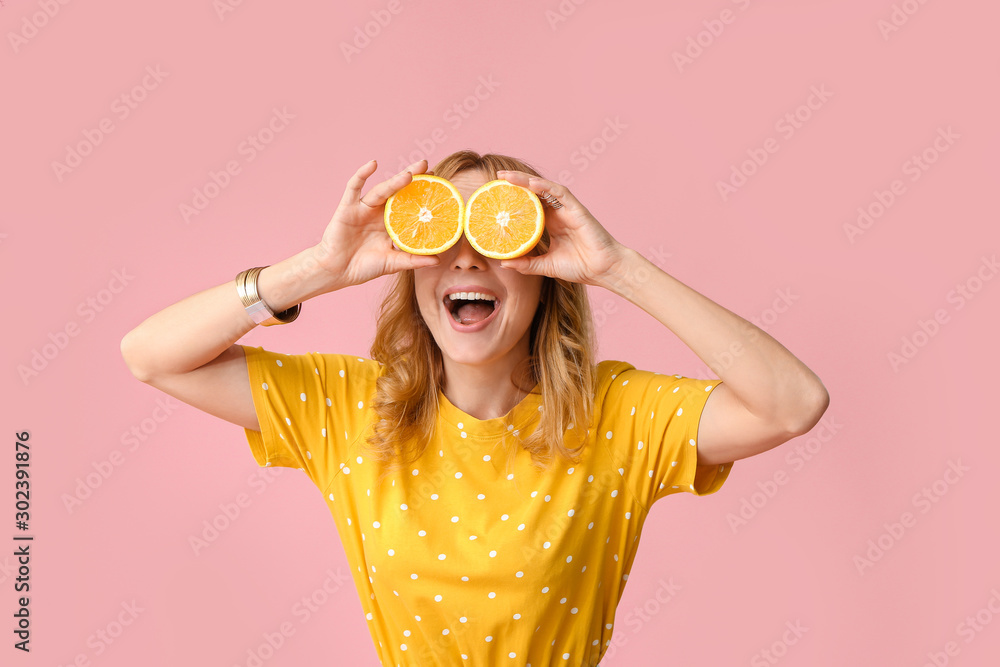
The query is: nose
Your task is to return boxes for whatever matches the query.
[448,235,488,269]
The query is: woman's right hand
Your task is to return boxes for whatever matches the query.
[313,158,441,289]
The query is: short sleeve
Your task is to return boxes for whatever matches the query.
[240,345,381,492]
[596,360,733,511]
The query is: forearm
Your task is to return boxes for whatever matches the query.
[596,247,828,430]
[121,244,336,381]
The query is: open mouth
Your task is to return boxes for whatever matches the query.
[443,293,499,326]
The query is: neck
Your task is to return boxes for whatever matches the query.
[440,353,535,421]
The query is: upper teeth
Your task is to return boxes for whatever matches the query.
[448,292,496,301]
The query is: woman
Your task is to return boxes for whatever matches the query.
[120,149,829,666]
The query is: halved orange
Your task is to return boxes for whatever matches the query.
[464,180,544,259]
[384,174,464,255]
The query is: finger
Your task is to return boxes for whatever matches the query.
[341,159,379,208]
[399,158,429,176]
[494,169,530,185]
[499,254,544,276]
[525,176,581,212]
[495,171,577,212]
[361,169,414,208]
[390,251,440,272]
[362,156,434,207]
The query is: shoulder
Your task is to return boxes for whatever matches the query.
[594,360,700,393]
[592,360,636,424]
[594,359,635,405]
[593,359,702,418]
[240,345,385,388]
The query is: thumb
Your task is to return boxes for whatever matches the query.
[398,253,441,271]
[500,256,537,274]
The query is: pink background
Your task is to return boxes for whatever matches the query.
[3,0,999,665]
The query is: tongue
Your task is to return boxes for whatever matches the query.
[455,301,493,325]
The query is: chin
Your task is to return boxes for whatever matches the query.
[438,334,504,361]
[442,350,497,366]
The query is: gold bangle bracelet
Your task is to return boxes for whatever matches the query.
[235,266,301,326]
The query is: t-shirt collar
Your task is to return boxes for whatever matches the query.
[436,383,542,439]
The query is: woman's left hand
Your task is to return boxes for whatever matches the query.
[494,170,629,286]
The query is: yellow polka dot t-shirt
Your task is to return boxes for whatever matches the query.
[240,344,733,666]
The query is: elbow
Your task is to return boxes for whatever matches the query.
[784,383,830,437]
[120,329,153,383]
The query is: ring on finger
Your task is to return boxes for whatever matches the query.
[538,190,563,209]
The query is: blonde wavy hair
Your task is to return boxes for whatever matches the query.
[364,149,597,485]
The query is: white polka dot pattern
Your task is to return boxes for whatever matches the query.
[238,349,733,665]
